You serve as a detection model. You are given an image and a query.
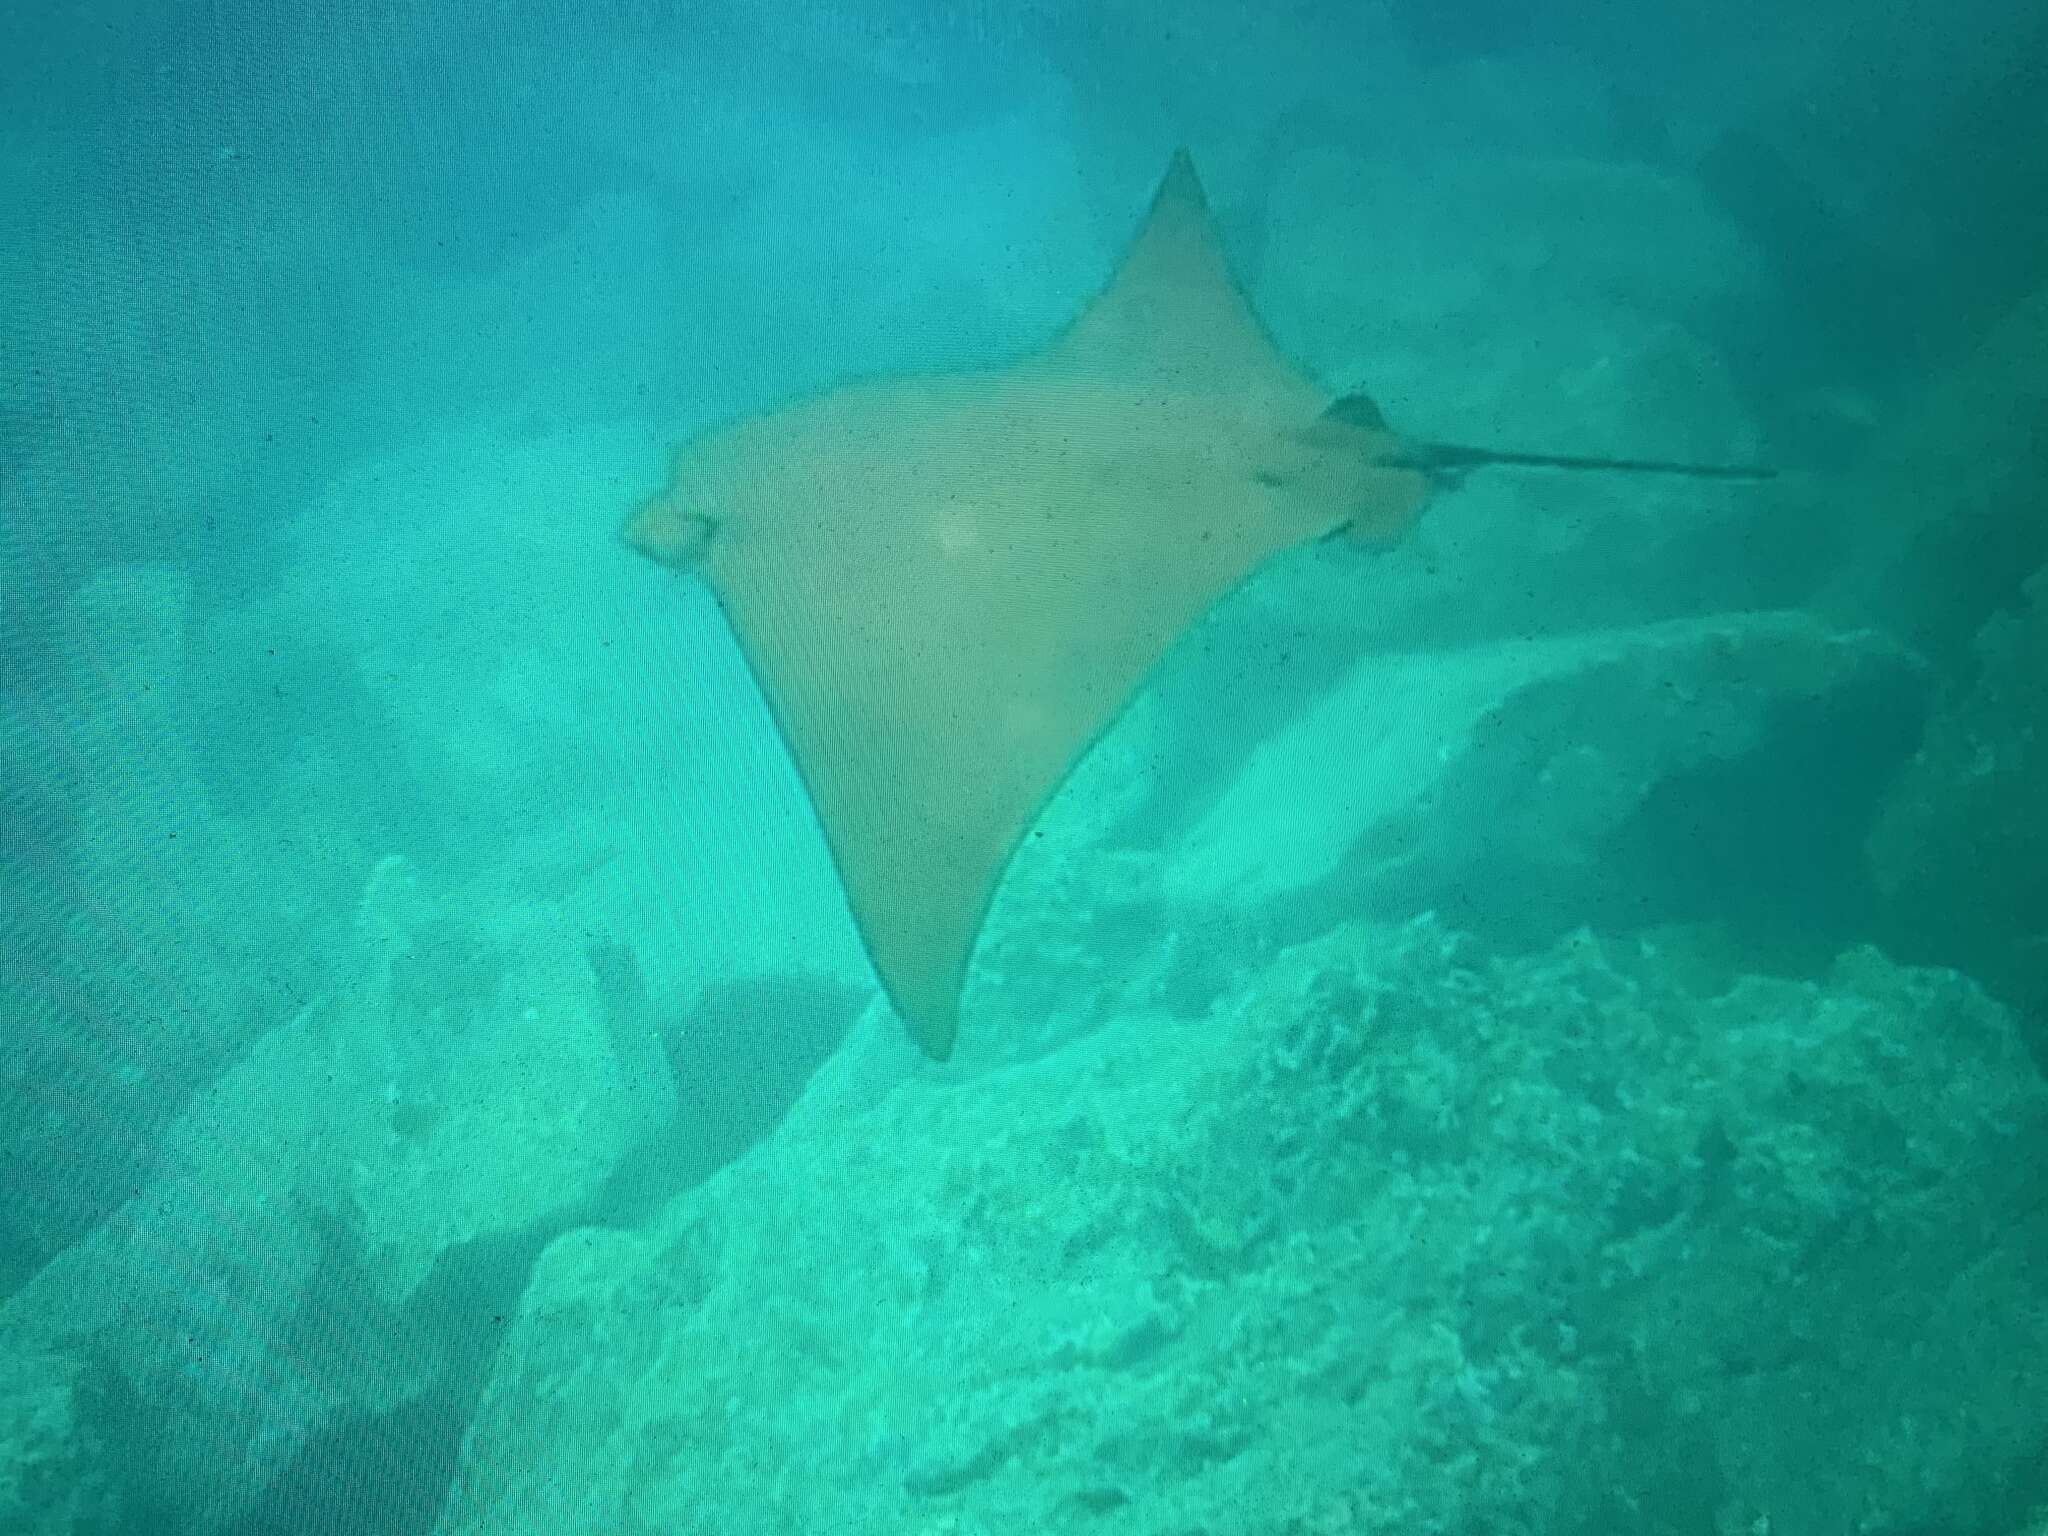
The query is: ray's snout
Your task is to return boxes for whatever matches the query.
[623,493,718,570]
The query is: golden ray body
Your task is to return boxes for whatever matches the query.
[626,152,1429,1057]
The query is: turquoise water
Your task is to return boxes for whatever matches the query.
[3,2,2044,1531]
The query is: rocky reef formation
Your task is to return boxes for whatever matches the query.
[0,855,674,1534]
[1869,562,2048,1051]
[435,917,2048,1536]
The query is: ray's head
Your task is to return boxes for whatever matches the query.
[623,491,719,570]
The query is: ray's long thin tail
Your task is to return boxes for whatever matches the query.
[1391,439,1778,484]
[1320,392,1777,486]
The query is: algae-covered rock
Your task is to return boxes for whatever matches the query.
[436,918,2048,1536]
[0,853,677,1534]
[1160,611,1921,930]
[1869,563,2048,1028]
[1823,281,2048,666]
[312,856,676,1305]
[3,563,346,1286]
[0,1348,121,1535]
[965,610,1927,1069]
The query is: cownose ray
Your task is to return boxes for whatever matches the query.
[624,149,1773,1060]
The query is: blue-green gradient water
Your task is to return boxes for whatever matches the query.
[3,2,2044,1531]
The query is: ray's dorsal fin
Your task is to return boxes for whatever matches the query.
[1324,392,1392,431]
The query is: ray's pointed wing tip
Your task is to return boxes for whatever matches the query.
[895,991,959,1063]
[1158,145,1207,204]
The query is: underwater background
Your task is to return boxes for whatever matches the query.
[2,0,2045,1531]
